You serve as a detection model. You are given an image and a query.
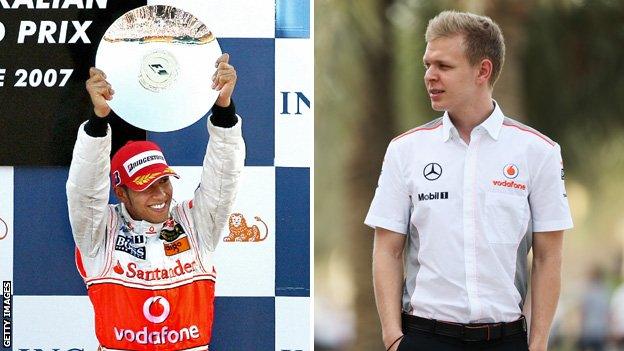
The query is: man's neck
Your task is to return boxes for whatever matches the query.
[448,95,495,144]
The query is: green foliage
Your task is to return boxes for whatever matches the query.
[523,0,624,182]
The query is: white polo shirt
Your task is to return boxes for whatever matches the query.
[365,102,573,324]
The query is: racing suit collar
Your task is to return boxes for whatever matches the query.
[119,203,166,235]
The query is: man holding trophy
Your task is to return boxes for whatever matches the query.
[66,52,244,350]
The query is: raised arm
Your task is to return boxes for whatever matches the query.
[191,53,246,251]
[66,68,114,257]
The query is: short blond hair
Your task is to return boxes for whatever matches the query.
[425,10,505,86]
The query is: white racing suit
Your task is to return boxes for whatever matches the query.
[66,118,245,350]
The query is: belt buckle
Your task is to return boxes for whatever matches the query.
[463,324,484,342]
[488,323,503,341]
[464,323,500,341]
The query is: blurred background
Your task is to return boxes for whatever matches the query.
[314,0,624,350]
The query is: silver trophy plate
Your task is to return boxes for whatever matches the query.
[96,5,222,132]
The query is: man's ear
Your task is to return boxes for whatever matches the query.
[114,186,128,203]
[477,58,493,85]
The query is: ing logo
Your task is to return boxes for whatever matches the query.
[224,213,268,242]
[280,91,311,115]
[0,217,7,240]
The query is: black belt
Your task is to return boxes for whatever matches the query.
[402,313,527,342]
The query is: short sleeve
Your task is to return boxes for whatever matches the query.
[364,142,412,234]
[529,143,573,232]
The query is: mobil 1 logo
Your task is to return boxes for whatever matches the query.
[418,191,449,201]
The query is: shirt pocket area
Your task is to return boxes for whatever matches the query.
[484,192,528,244]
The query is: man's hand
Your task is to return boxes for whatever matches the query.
[212,53,237,107]
[373,228,407,351]
[385,334,404,351]
[86,67,114,117]
[529,230,564,351]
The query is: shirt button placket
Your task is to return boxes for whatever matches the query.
[463,132,482,321]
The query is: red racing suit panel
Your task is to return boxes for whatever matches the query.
[89,281,215,349]
[67,117,245,351]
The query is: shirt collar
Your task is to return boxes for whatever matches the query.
[441,113,455,142]
[441,100,504,142]
[119,203,164,235]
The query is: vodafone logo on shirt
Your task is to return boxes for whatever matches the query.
[503,164,519,179]
[113,295,201,345]
[492,179,526,190]
[493,164,526,190]
[144,296,170,323]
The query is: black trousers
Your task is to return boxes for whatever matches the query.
[397,328,529,351]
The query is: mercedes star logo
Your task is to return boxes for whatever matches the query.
[423,163,442,181]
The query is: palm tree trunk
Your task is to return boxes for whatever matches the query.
[346,1,397,350]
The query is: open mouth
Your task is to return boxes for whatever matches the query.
[428,89,445,100]
[149,203,166,210]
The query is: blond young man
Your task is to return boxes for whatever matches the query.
[366,11,572,351]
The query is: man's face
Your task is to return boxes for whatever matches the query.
[116,177,173,223]
[423,35,481,114]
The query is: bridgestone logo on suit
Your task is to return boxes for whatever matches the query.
[418,192,449,201]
